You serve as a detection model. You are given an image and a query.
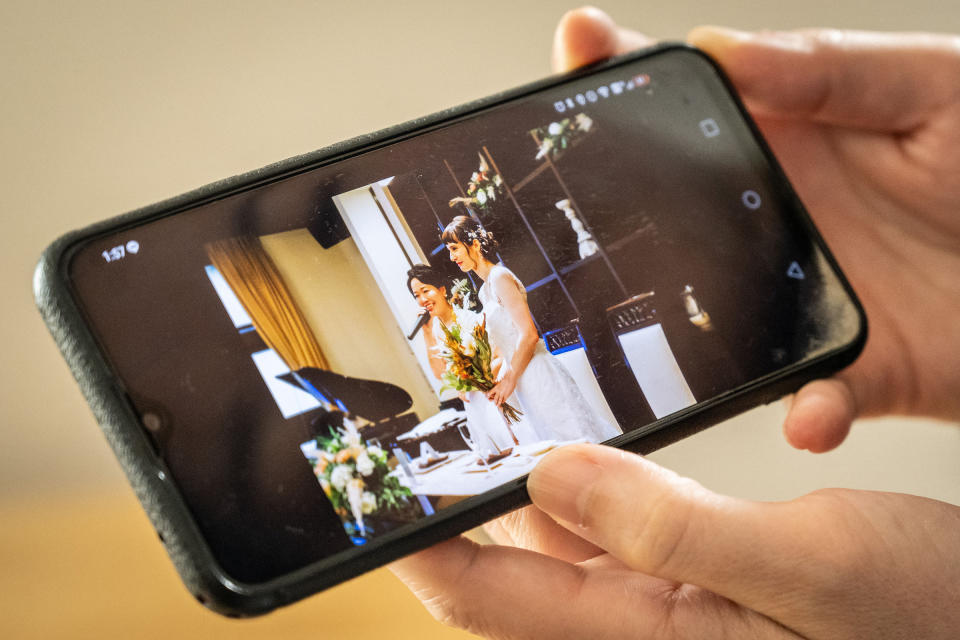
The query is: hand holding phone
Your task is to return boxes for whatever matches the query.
[387,12,960,640]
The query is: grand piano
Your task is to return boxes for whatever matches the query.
[276,367,420,447]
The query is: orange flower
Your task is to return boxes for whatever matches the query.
[335,449,353,463]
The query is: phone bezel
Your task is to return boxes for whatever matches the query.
[34,42,867,616]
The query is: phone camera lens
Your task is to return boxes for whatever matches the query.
[143,412,163,432]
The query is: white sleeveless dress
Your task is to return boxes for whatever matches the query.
[478,265,621,443]
[431,316,539,452]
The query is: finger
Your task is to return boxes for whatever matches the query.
[390,535,672,638]
[481,514,515,545]
[687,26,960,132]
[485,504,605,563]
[552,6,656,73]
[528,444,823,617]
[782,378,857,452]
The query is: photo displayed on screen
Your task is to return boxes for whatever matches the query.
[69,50,861,577]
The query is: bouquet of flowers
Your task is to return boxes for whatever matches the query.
[534,113,594,161]
[309,420,415,537]
[435,311,523,424]
[448,153,504,211]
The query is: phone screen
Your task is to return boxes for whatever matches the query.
[67,48,862,584]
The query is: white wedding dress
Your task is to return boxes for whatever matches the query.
[479,265,621,443]
[431,316,539,453]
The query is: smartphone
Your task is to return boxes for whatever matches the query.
[35,44,865,616]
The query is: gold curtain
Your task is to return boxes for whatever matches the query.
[206,236,330,371]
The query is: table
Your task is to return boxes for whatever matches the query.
[392,439,586,497]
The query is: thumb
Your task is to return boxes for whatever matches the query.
[528,443,815,613]
[688,26,960,132]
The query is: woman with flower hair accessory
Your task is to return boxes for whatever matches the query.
[442,216,620,443]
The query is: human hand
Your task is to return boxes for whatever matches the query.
[393,443,960,639]
[551,8,960,451]
[487,372,517,408]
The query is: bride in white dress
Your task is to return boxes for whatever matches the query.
[406,265,539,453]
[441,216,620,443]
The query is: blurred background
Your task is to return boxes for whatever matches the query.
[2,1,959,638]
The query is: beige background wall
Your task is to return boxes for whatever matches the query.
[261,228,439,421]
[3,1,959,638]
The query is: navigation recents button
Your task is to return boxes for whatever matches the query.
[699,118,720,138]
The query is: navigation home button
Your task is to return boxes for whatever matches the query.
[741,190,762,210]
[787,261,806,280]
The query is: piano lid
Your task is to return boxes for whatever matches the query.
[276,367,413,423]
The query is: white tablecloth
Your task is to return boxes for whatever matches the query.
[391,439,586,496]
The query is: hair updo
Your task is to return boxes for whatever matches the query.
[405,264,450,297]
[441,215,500,261]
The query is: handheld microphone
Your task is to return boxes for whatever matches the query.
[407,310,431,340]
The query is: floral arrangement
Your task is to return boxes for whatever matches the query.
[449,278,479,311]
[435,311,523,424]
[534,113,594,161]
[309,420,415,537]
[448,153,504,211]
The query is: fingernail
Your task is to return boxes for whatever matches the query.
[528,445,603,525]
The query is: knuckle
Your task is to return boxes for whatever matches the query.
[417,591,493,637]
[622,476,704,576]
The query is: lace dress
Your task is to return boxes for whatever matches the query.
[478,265,620,443]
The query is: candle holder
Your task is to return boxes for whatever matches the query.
[556,199,598,259]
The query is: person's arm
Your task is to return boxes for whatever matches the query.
[421,320,446,381]
[485,270,539,407]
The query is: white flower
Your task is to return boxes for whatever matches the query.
[346,479,365,530]
[476,189,487,205]
[535,138,553,160]
[342,419,362,447]
[486,185,495,200]
[462,336,476,357]
[356,451,375,476]
[330,464,354,492]
[367,444,384,459]
[457,309,479,337]
[493,174,502,186]
[575,113,593,132]
[548,121,563,136]
[361,491,377,515]
[471,171,479,181]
